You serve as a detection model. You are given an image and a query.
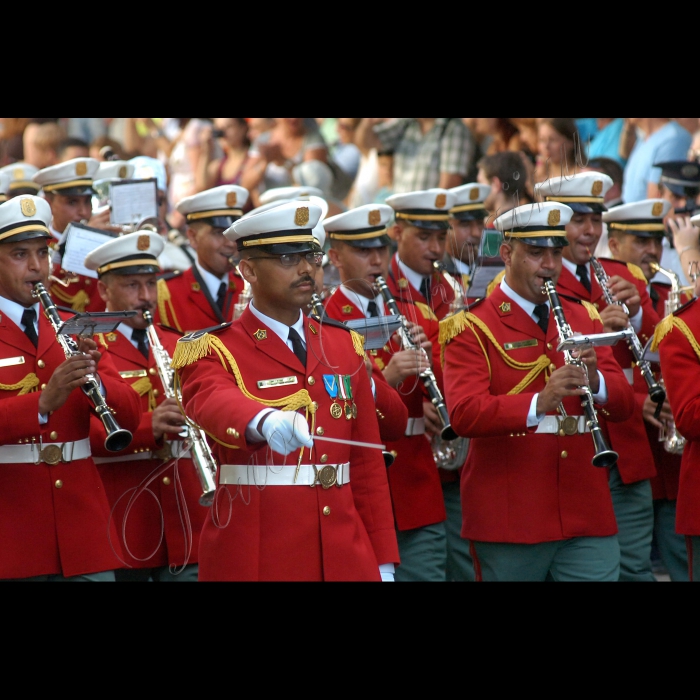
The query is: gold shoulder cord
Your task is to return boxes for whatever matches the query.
[439,311,551,394]
[157,278,182,333]
[627,262,648,283]
[130,377,157,412]
[50,285,90,313]
[0,373,40,394]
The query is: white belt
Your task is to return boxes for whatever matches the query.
[0,437,91,464]
[405,417,426,436]
[535,416,591,435]
[623,367,634,385]
[220,462,350,489]
[94,441,191,464]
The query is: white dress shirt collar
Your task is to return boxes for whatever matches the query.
[0,296,40,334]
[338,285,385,318]
[195,260,228,301]
[249,301,306,348]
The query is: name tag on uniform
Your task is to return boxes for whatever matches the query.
[119,369,148,379]
[0,356,25,368]
[257,376,298,389]
[504,340,539,351]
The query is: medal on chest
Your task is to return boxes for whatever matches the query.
[324,374,357,419]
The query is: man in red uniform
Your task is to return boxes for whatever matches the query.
[173,199,399,581]
[536,172,661,582]
[441,201,635,580]
[606,199,690,580]
[0,194,141,581]
[32,157,115,313]
[0,162,40,198]
[84,230,210,582]
[156,185,249,333]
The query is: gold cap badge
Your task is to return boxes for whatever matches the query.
[435,194,447,208]
[547,209,561,226]
[368,209,381,226]
[13,167,24,179]
[118,165,127,178]
[499,302,511,313]
[295,207,310,227]
[226,192,237,207]
[75,161,88,176]
[591,180,603,196]
[652,202,663,216]
[137,234,150,251]
[469,187,479,201]
[20,198,36,217]
[254,329,267,341]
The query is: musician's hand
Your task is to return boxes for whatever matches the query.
[668,214,698,250]
[87,208,122,234]
[38,354,97,415]
[383,349,431,387]
[607,275,641,317]
[536,365,588,415]
[599,304,630,332]
[423,400,442,436]
[571,346,600,394]
[642,395,674,430]
[152,397,187,441]
[76,336,101,366]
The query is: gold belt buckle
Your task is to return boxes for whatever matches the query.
[559,416,579,436]
[41,444,63,465]
[312,464,338,489]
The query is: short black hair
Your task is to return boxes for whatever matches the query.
[57,136,89,158]
[586,156,624,187]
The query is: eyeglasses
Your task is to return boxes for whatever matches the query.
[249,252,324,267]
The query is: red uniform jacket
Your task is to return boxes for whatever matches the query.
[0,308,141,579]
[322,288,408,444]
[656,297,700,534]
[89,324,208,570]
[441,286,635,543]
[155,266,244,334]
[49,263,106,314]
[176,307,399,581]
[556,259,658,484]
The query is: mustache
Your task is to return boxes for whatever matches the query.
[293,276,315,287]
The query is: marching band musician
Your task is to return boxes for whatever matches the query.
[440,202,635,581]
[0,162,40,198]
[172,200,399,581]
[155,185,249,334]
[83,231,207,582]
[32,157,114,313]
[0,172,9,204]
[0,195,141,581]
[536,172,661,582]
[605,200,690,580]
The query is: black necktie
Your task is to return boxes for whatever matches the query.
[216,282,227,311]
[367,300,379,317]
[533,304,549,334]
[288,327,307,367]
[420,277,431,301]
[576,264,592,293]
[649,284,660,311]
[21,308,38,348]
[132,328,149,359]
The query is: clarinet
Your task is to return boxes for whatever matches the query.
[588,254,666,406]
[374,275,458,441]
[143,310,218,507]
[32,282,133,452]
[309,293,326,318]
[543,280,618,468]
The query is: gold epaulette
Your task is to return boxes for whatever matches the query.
[0,373,40,394]
[50,285,90,313]
[627,262,647,283]
[171,330,212,370]
[651,314,679,352]
[350,330,365,357]
[582,300,602,322]
[438,311,468,346]
[414,301,438,322]
[486,270,505,297]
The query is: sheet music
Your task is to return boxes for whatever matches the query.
[109,178,157,226]
[62,223,116,278]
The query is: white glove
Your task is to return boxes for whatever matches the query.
[260,410,314,456]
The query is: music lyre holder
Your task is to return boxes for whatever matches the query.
[556,327,634,353]
[57,311,138,338]
[345,315,403,350]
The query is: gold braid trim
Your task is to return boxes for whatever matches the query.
[627,262,648,283]
[414,301,438,321]
[462,313,551,394]
[582,300,602,322]
[651,316,700,360]
[439,311,468,346]
[350,330,366,357]
[650,314,675,352]
[0,372,40,395]
[157,278,182,332]
[50,285,90,313]
[130,377,157,412]
[486,270,505,297]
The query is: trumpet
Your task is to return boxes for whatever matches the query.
[543,280,618,467]
[648,261,687,454]
[142,310,218,506]
[32,282,133,452]
[588,253,666,407]
[374,275,458,441]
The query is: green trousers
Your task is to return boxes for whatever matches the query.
[442,481,475,581]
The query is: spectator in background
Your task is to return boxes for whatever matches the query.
[472,118,523,156]
[247,118,275,143]
[476,150,531,223]
[509,118,539,163]
[587,118,637,167]
[196,118,252,196]
[328,118,362,204]
[373,150,394,206]
[675,118,700,137]
[22,120,66,169]
[57,137,90,162]
[244,118,328,206]
[89,135,127,162]
[622,118,692,204]
[533,117,580,184]
[688,129,700,163]
[66,118,108,145]
[0,118,30,165]
[356,118,473,193]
